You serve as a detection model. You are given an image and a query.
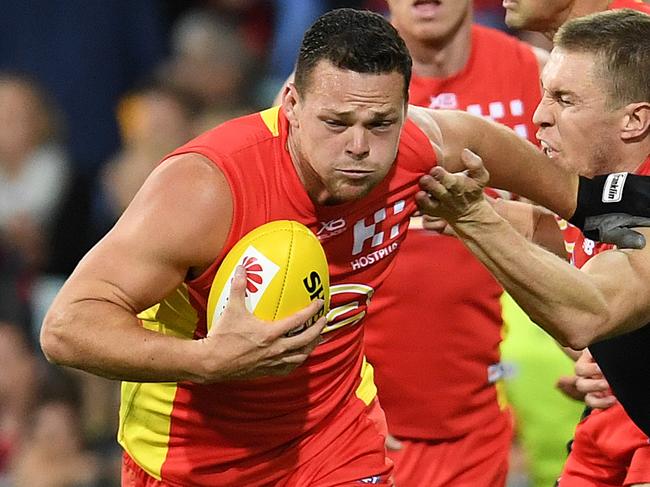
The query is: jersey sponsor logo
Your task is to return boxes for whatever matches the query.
[582,238,596,256]
[352,200,405,256]
[601,172,628,203]
[211,246,280,322]
[428,92,458,109]
[351,242,399,270]
[317,217,347,240]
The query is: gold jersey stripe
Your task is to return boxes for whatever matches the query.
[118,285,199,478]
[118,381,178,480]
[260,106,281,136]
[355,356,378,406]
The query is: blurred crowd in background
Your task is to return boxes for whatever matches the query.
[0,1,592,486]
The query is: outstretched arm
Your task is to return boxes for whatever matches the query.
[410,107,579,218]
[411,106,650,247]
[416,150,650,349]
[41,154,325,382]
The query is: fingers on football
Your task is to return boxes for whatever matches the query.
[273,300,326,338]
[226,265,249,314]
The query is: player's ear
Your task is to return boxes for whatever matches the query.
[282,83,301,128]
[620,101,650,141]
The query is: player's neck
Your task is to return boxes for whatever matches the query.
[407,19,472,79]
[592,143,650,177]
[286,133,331,206]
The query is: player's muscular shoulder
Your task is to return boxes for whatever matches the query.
[119,152,233,273]
[409,107,476,171]
[407,105,444,160]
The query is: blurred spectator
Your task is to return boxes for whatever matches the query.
[91,83,197,237]
[0,73,70,334]
[7,370,102,487]
[0,322,37,479]
[157,9,257,113]
[260,0,375,104]
[198,0,275,57]
[473,0,509,31]
[0,0,166,176]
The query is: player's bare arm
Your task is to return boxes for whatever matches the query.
[417,151,650,349]
[492,199,567,257]
[41,153,325,383]
[412,107,579,219]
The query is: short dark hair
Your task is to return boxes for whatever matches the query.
[294,8,412,101]
[554,9,650,109]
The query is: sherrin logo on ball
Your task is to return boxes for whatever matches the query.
[207,220,330,335]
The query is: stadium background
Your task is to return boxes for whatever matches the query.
[1,1,647,486]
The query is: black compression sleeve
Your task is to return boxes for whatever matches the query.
[569,173,650,230]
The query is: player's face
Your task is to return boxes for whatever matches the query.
[533,48,624,177]
[387,0,472,44]
[284,61,407,205]
[503,0,573,32]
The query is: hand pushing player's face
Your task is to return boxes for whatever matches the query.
[284,60,407,205]
[533,48,625,177]
[503,0,573,32]
[387,0,472,44]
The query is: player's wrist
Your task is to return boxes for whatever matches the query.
[181,338,225,384]
[453,198,498,226]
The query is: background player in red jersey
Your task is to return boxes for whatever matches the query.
[361,2,554,486]
[39,8,650,487]
[503,0,650,34]
[418,9,650,486]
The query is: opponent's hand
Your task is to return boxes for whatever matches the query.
[582,214,650,250]
[420,215,455,236]
[416,149,490,222]
[195,266,327,382]
[574,349,617,410]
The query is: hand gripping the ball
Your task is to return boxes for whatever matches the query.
[196,266,327,382]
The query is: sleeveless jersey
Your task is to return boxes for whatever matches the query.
[610,0,650,13]
[117,107,438,485]
[560,155,650,437]
[363,25,541,439]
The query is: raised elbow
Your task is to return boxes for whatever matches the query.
[40,310,73,366]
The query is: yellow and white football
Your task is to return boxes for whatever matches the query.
[206,220,330,334]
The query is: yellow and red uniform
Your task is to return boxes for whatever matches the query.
[364,25,540,487]
[118,106,438,486]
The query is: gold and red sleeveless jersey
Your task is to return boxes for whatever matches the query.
[610,0,650,13]
[117,107,438,485]
[560,155,650,438]
[364,25,541,440]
